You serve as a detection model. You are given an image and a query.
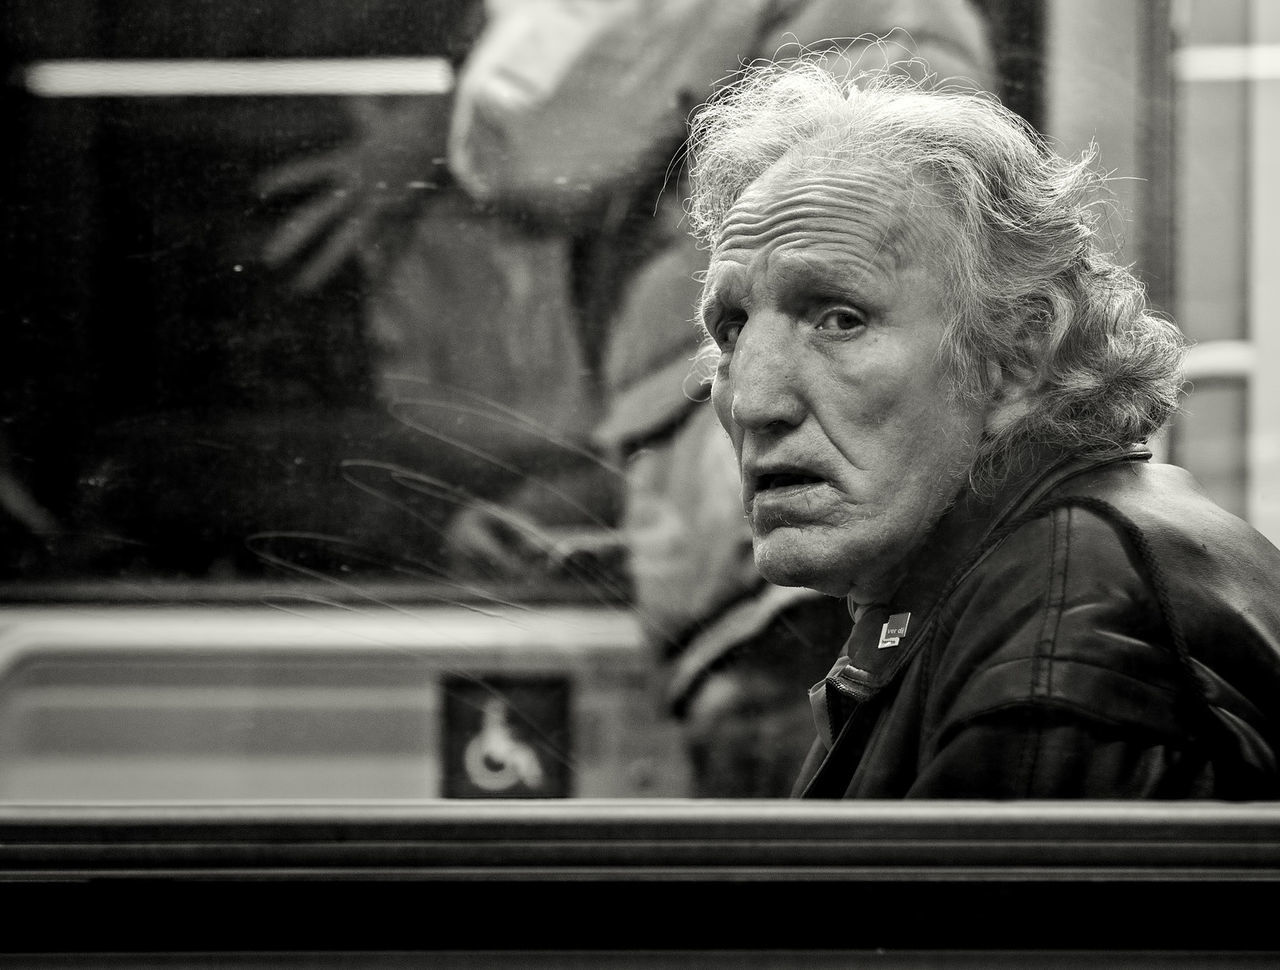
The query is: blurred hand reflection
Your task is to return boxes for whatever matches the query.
[444,469,627,588]
[257,95,452,292]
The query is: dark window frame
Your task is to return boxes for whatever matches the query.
[3,800,1280,955]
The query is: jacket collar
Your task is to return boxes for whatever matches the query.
[878,445,1152,633]
[804,445,1153,772]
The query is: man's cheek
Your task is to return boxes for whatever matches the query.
[710,383,734,435]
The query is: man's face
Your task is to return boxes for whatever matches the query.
[704,163,988,602]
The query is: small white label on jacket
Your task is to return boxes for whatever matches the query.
[878,612,911,649]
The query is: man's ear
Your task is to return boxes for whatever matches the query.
[983,302,1055,434]
[983,357,1037,435]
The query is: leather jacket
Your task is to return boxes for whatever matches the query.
[797,448,1280,799]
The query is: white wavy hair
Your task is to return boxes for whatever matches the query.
[686,59,1187,488]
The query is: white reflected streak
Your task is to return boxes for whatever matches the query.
[0,604,642,662]
[1183,339,1255,381]
[23,58,454,97]
[1175,44,1280,82]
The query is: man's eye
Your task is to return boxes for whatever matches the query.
[814,307,866,332]
[717,316,745,348]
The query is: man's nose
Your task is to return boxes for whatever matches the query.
[725,313,805,432]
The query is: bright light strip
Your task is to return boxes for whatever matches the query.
[1183,339,1255,381]
[23,57,453,97]
[1175,44,1280,81]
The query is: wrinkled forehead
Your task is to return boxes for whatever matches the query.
[710,158,950,278]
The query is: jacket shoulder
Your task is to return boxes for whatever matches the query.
[924,461,1280,786]
[924,499,1189,749]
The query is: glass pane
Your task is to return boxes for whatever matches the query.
[1,0,1276,804]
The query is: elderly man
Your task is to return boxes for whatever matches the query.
[688,61,1280,799]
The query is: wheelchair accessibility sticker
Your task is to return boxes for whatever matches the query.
[442,675,571,798]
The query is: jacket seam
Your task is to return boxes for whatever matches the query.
[943,695,1192,742]
[956,654,1182,701]
[1015,705,1041,797]
[1019,512,1066,795]
[1032,507,1070,701]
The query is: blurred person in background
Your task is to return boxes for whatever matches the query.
[441,0,995,795]
[689,59,1280,798]
[257,0,618,584]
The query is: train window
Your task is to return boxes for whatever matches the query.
[0,0,1278,812]
[1,0,695,801]
[7,2,1280,961]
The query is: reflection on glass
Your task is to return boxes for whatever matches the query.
[0,0,1276,803]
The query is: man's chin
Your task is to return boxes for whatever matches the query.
[753,540,852,599]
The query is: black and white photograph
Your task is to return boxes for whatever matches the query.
[2,1,1280,964]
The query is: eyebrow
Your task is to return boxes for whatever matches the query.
[768,252,869,296]
[771,248,896,298]
[698,275,734,329]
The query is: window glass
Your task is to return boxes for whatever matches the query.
[0,0,1276,804]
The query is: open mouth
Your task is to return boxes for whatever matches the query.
[756,471,825,491]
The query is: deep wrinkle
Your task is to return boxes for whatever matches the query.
[713,168,920,267]
[703,172,935,353]
[706,162,986,601]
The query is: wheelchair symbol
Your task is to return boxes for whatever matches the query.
[463,696,545,792]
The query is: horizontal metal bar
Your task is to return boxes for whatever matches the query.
[1175,44,1280,81]
[21,58,453,97]
[1183,339,1255,381]
[4,802,1280,953]
[3,800,1280,878]
[2,801,1280,953]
